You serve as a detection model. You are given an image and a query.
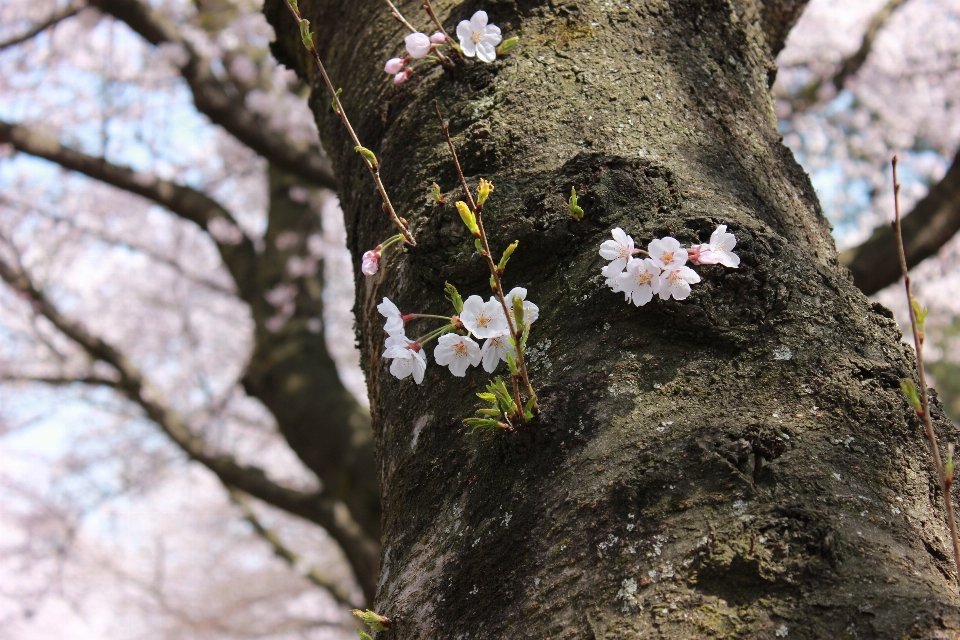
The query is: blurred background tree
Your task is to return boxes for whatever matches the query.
[0,0,958,638]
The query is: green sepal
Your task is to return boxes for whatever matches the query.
[569,186,584,221]
[497,37,519,54]
[355,146,378,168]
[900,379,922,412]
[299,19,314,50]
[498,240,518,273]
[445,282,464,314]
[331,87,342,113]
[350,609,391,632]
[475,238,484,254]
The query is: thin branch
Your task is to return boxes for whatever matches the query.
[0,374,120,388]
[892,156,960,592]
[282,0,415,245]
[382,0,417,33]
[0,3,85,52]
[87,0,337,190]
[832,0,910,91]
[0,257,380,602]
[228,489,357,607]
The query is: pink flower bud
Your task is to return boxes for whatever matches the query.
[361,248,381,275]
[383,57,405,74]
[430,31,446,44]
[404,32,432,58]
[393,69,411,84]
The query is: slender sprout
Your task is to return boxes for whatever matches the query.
[892,156,960,591]
[382,0,418,33]
[433,101,537,419]
[282,0,415,246]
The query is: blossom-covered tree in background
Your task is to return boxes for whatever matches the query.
[1,0,959,637]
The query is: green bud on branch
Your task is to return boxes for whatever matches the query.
[455,200,480,235]
[299,19,314,50]
[568,186,584,221]
[497,37,519,54]
[948,443,956,486]
[900,379,923,414]
[497,240,518,274]
[354,146,378,168]
[524,394,538,421]
[477,178,494,207]
[430,182,445,204]
[331,87,342,114]
[475,238,485,254]
[512,293,526,333]
[910,295,929,344]
[357,631,373,640]
[288,0,299,15]
[445,282,464,314]
[350,609,391,632]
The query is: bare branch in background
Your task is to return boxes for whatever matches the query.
[86,0,338,190]
[831,0,910,91]
[0,255,380,602]
[228,489,357,608]
[844,149,960,295]
[0,3,85,52]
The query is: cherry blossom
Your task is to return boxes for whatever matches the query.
[393,70,411,85]
[430,32,446,44]
[460,295,509,339]
[404,32,432,59]
[434,333,481,377]
[690,225,740,268]
[362,248,381,275]
[601,264,624,293]
[383,335,427,383]
[480,334,515,373]
[648,237,688,270]
[502,287,539,326]
[617,258,662,306]
[659,266,701,301]
[456,11,502,63]
[384,57,406,74]
[598,227,635,275]
[377,297,405,336]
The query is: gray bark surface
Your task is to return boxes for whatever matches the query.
[267,0,960,636]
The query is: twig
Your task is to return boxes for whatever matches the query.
[382,0,418,33]
[892,156,960,591]
[228,489,357,607]
[421,0,448,39]
[282,0,415,246]
[433,101,537,418]
[0,3,84,52]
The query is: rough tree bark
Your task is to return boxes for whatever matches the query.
[267,0,960,636]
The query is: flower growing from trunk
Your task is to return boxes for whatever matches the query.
[457,11,502,63]
[690,224,740,268]
[648,236,687,270]
[434,333,481,376]
[502,287,539,326]
[598,227,636,275]
[383,336,426,383]
[460,295,509,339]
[362,248,381,275]
[383,57,406,74]
[617,258,661,306]
[659,266,701,300]
[480,334,515,373]
[405,32,432,58]
[378,297,406,336]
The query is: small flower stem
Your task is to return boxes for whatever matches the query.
[382,0,418,33]
[892,156,960,593]
[433,101,537,418]
[282,0,415,246]
[421,0,463,64]
[379,233,405,250]
[414,324,454,345]
[409,314,452,321]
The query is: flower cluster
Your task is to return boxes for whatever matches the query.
[599,225,739,306]
[378,287,538,382]
[381,10,509,84]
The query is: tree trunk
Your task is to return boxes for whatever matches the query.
[266,0,960,636]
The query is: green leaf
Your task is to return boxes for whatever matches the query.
[478,408,502,417]
[497,37,519,54]
[430,182,444,204]
[289,0,299,14]
[357,631,373,640]
[299,19,314,50]
[331,87,342,113]
[476,392,498,404]
[463,417,507,434]
[350,609,391,632]
[498,240,519,273]
[524,394,538,421]
[900,379,923,412]
[505,351,519,376]
[445,282,463,313]
[354,146,378,167]
[568,186,584,221]
[911,295,929,340]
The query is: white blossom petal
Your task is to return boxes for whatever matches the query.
[434,333,481,376]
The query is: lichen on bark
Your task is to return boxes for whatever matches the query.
[265,0,960,636]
